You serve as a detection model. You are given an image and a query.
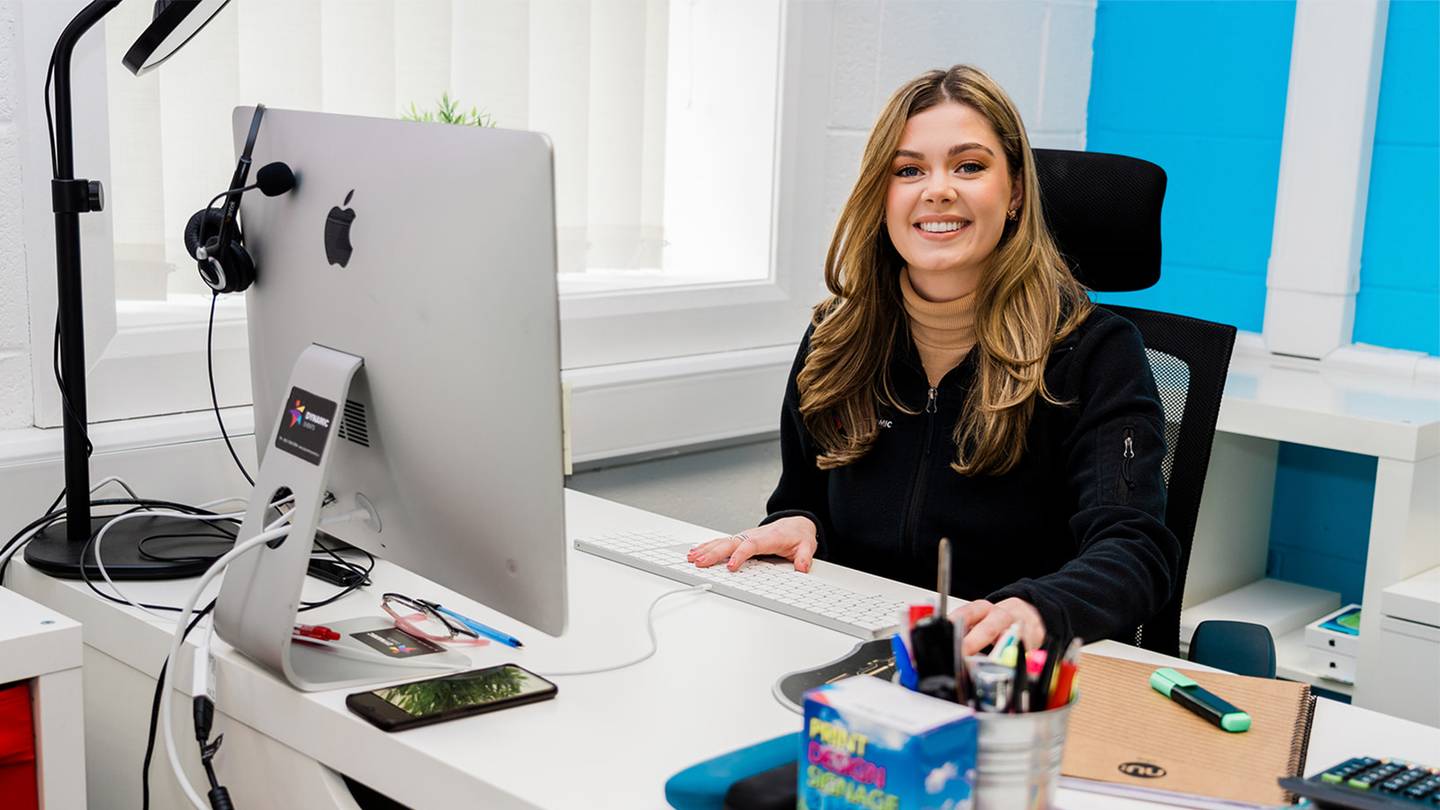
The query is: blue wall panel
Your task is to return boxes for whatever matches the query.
[1354,0,1440,355]
[1266,445,1376,605]
[1085,1,1389,606]
[1085,0,1296,332]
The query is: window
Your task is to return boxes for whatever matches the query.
[23,0,821,430]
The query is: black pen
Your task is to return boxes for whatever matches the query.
[1009,638,1028,713]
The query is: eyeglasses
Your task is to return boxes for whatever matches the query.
[381,592,490,646]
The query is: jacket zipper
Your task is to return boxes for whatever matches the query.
[1121,426,1136,497]
[901,387,939,560]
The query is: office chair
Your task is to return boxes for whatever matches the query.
[1034,148,1239,658]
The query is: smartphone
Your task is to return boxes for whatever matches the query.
[345,664,557,732]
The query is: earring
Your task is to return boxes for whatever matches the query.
[1007,208,1018,221]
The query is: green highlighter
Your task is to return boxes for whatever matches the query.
[1149,668,1252,733]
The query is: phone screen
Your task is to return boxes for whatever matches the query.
[367,665,555,720]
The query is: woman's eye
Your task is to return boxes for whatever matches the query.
[895,166,921,178]
[956,162,984,175]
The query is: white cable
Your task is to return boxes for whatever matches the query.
[89,475,141,501]
[536,584,711,677]
[0,477,145,584]
[93,509,249,620]
[163,508,370,809]
[161,524,291,810]
[95,497,302,620]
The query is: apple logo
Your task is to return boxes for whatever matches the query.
[325,189,357,267]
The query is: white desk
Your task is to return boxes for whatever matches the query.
[1194,340,1440,714]
[9,490,1440,809]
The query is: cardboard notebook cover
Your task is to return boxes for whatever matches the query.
[1061,653,1315,808]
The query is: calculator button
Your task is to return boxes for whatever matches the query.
[1347,778,1372,790]
[1321,772,1343,784]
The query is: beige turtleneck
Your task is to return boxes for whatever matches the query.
[900,267,977,387]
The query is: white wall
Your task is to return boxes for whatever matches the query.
[821,0,1094,233]
[0,0,33,429]
[0,1,1098,515]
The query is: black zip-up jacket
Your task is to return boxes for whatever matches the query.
[761,306,1179,646]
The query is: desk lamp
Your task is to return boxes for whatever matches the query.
[25,0,238,580]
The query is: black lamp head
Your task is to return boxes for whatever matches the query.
[122,0,232,76]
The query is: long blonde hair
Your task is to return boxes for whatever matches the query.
[799,65,1092,476]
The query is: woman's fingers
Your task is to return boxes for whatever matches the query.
[690,516,819,572]
[962,604,1013,656]
[687,536,740,568]
[792,537,816,573]
[955,598,1046,656]
[727,532,765,571]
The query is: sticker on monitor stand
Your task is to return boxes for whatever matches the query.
[351,628,446,658]
[274,386,338,466]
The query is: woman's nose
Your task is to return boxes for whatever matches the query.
[922,174,955,204]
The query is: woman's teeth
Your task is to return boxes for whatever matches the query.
[917,221,968,233]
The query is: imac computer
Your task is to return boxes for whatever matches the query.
[213,107,568,690]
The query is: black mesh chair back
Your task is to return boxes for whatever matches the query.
[1102,305,1236,656]
[1034,149,1238,657]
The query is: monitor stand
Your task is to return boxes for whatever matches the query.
[214,344,467,691]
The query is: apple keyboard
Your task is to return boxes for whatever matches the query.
[574,529,905,639]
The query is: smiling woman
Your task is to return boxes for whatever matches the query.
[687,65,1180,657]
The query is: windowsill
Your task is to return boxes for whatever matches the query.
[116,294,247,329]
[557,270,771,296]
[0,407,256,468]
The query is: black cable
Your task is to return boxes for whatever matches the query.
[53,315,94,459]
[44,48,57,176]
[137,531,237,563]
[207,292,254,486]
[142,599,215,810]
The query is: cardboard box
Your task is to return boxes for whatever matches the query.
[801,676,977,810]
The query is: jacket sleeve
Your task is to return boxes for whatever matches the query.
[759,325,832,556]
[987,313,1181,645]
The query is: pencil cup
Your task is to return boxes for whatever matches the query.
[973,702,1074,810]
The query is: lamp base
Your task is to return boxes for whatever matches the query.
[23,514,230,580]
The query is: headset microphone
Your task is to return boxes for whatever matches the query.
[184,104,296,294]
[254,161,296,196]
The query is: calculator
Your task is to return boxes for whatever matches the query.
[1280,756,1440,809]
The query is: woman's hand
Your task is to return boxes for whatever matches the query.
[687,516,819,573]
[950,597,1045,656]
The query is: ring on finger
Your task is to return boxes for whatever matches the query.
[732,532,750,546]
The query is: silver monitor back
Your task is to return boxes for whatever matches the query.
[234,107,567,637]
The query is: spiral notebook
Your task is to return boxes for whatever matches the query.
[1061,653,1316,809]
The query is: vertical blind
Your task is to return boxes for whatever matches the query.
[101,0,783,303]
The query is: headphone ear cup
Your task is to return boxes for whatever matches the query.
[184,208,256,294]
[184,208,223,261]
[225,231,256,293]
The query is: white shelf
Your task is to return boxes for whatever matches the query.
[1276,627,1355,698]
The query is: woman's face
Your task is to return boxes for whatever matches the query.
[884,101,1020,295]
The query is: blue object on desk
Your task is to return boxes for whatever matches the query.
[1187,620,1276,679]
[433,604,523,648]
[891,633,919,690]
[664,732,799,809]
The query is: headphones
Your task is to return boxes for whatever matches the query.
[184,104,296,294]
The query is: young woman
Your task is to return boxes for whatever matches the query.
[687,65,1178,654]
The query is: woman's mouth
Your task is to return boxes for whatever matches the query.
[914,220,971,240]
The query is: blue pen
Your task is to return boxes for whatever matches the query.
[891,633,919,690]
[434,604,524,648]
